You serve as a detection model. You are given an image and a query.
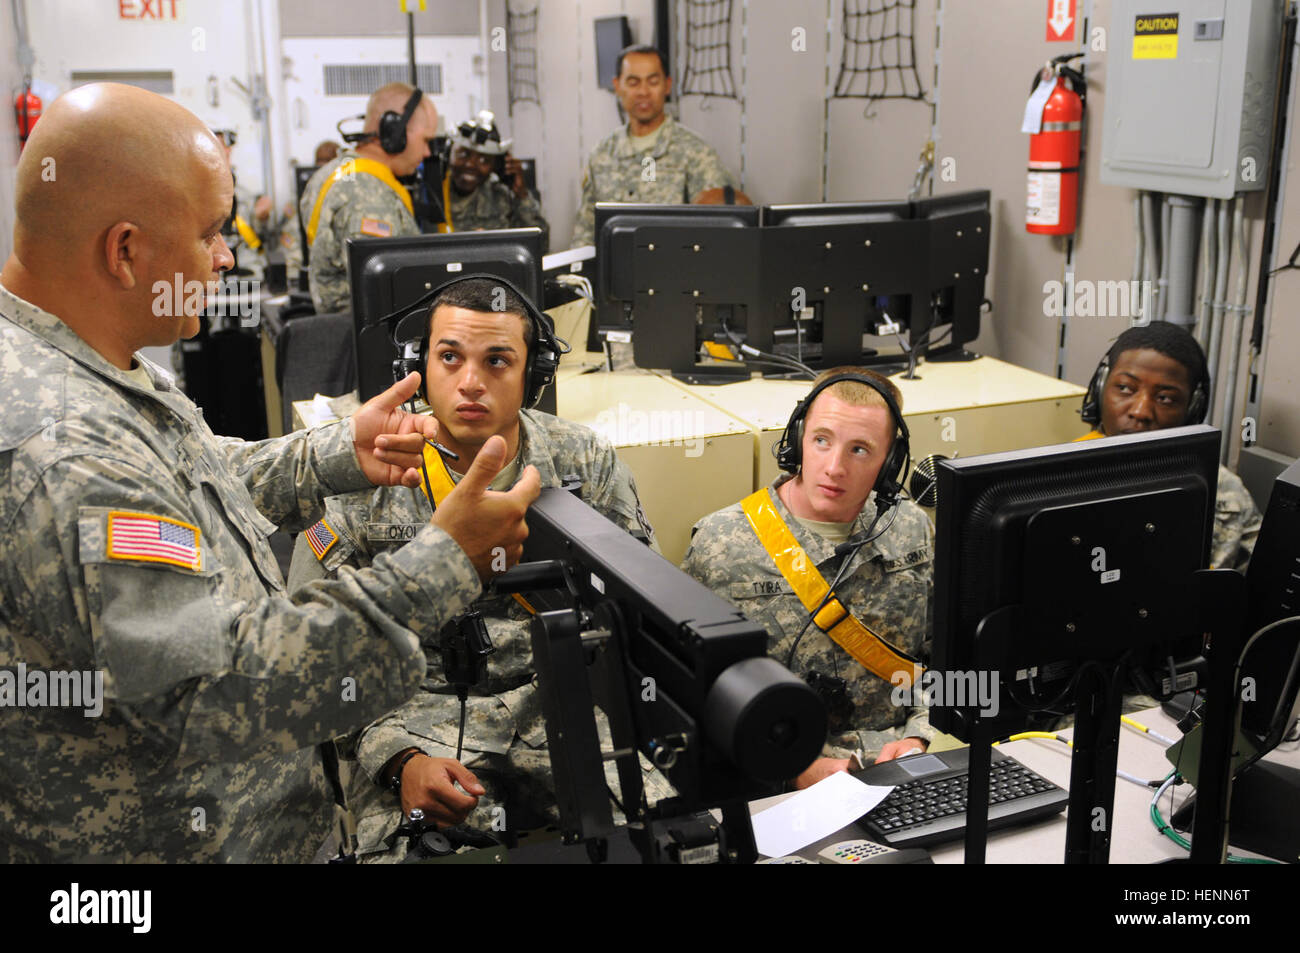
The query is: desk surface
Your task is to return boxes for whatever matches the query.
[752,707,1300,864]
[662,356,1087,430]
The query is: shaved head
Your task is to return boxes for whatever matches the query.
[2,83,235,368]
[16,83,226,259]
[364,82,420,133]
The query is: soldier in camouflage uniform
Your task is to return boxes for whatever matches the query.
[682,369,934,786]
[0,84,535,862]
[289,278,663,859]
[282,143,341,287]
[1077,321,1261,572]
[300,83,438,314]
[440,111,550,252]
[571,45,739,248]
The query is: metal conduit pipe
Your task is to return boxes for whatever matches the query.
[1165,196,1202,327]
[1158,195,1174,320]
[1141,191,1159,321]
[1220,196,1250,466]
[1197,199,1218,347]
[1207,195,1234,424]
[1132,194,1145,324]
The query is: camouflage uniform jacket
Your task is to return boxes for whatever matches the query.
[571,115,739,247]
[0,285,481,862]
[1212,465,1261,573]
[448,175,551,254]
[288,409,658,854]
[299,150,420,314]
[681,478,936,764]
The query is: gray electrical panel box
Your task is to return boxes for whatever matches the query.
[1099,0,1286,198]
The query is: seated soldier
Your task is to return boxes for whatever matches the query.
[681,368,934,789]
[440,111,550,252]
[1077,321,1261,571]
[288,276,660,859]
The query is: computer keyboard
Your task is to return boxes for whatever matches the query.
[854,747,1069,849]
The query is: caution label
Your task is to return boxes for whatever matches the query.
[1133,12,1179,59]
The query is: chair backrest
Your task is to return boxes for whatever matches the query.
[275,311,358,434]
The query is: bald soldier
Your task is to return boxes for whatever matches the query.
[301,83,438,314]
[0,83,538,862]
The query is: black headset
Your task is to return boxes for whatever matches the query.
[773,373,911,509]
[1079,350,1209,428]
[390,273,564,410]
[376,89,424,155]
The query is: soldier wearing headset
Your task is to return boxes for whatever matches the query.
[1075,320,1260,572]
[299,83,438,314]
[681,368,935,789]
[431,111,550,252]
[288,275,662,859]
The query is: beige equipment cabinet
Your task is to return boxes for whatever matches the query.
[556,368,754,564]
[657,357,1089,500]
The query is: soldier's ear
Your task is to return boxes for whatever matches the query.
[104,221,140,290]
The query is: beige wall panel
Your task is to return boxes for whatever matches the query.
[932,0,1082,376]
[740,0,827,204]
[825,0,938,201]
[675,0,746,191]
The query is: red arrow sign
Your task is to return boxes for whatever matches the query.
[1047,0,1076,41]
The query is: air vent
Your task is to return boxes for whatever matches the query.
[323,64,442,96]
[71,70,174,94]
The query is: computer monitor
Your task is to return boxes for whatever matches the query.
[592,203,761,376]
[761,200,913,227]
[930,426,1221,740]
[1167,455,1300,857]
[912,189,991,359]
[346,228,544,404]
[757,193,989,370]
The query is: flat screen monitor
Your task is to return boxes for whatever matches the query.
[930,426,1221,740]
[761,200,913,227]
[592,203,760,360]
[912,189,991,356]
[346,228,545,404]
[594,16,633,89]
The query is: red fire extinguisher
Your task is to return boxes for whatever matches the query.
[14,85,42,149]
[1026,54,1086,236]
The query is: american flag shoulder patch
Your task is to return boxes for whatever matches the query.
[359,217,392,237]
[305,519,339,560]
[107,511,201,570]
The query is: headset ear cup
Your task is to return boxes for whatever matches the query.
[1187,379,1209,425]
[1080,356,1109,426]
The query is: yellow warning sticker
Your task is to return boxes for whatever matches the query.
[1133,12,1178,59]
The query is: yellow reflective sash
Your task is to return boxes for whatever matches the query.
[739,488,922,686]
[419,441,534,614]
[306,158,415,245]
[233,214,262,251]
[439,172,454,234]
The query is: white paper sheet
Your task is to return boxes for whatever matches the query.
[752,771,895,859]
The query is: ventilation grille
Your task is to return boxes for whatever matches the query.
[70,70,174,94]
[323,64,442,96]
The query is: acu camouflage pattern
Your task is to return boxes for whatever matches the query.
[448,175,551,254]
[1212,465,1261,573]
[288,409,665,858]
[681,478,936,765]
[0,284,482,862]
[571,115,739,247]
[299,150,420,314]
